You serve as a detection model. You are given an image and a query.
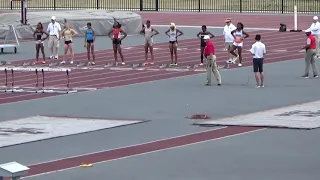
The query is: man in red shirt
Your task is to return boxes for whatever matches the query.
[302,29,318,78]
[203,35,222,86]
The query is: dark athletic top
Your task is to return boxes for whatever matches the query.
[34,29,43,40]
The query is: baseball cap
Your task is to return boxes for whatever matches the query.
[313,16,318,20]
[51,16,56,20]
[225,18,231,22]
[170,22,175,27]
[203,35,210,40]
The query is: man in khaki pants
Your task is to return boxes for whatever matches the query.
[302,29,318,78]
[203,35,222,86]
[47,16,61,59]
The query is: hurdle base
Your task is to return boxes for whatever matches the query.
[42,89,78,94]
[289,29,302,32]
[0,88,78,94]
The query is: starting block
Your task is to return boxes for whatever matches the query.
[105,62,116,68]
[22,62,33,66]
[76,62,87,67]
[218,62,230,69]
[131,63,145,68]
[159,64,169,68]
[49,62,59,67]
[0,61,9,65]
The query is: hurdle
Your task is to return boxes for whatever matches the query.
[0,67,77,93]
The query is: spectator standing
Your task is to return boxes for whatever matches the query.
[47,16,61,59]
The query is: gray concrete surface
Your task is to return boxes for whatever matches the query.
[0,58,319,167]
[26,127,320,180]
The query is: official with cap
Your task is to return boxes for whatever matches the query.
[302,29,318,78]
[203,35,222,86]
[47,16,61,59]
[309,16,320,57]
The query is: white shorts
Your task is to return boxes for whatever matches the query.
[36,40,44,45]
[145,38,153,46]
[233,42,243,47]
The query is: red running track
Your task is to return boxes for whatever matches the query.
[139,12,313,30]
[0,30,306,104]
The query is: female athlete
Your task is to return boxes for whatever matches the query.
[84,22,96,65]
[165,23,183,66]
[33,22,48,64]
[61,23,78,64]
[140,20,159,65]
[197,25,214,65]
[108,21,127,65]
[229,22,249,67]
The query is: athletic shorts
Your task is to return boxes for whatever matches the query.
[112,39,121,45]
[169,41,177,44]
[36,40,44,45]
[253,58,264,72]
[233,42,243,47]
[65,40,72,45]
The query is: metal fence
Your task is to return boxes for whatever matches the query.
[1,0,320,13]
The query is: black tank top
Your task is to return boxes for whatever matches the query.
[34,29,43,40]
[199,31,209,45]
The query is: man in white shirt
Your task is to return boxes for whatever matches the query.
[223,18,236,63]
[309,16,320,57]
[47,16,61,59]
[250,34,266,88]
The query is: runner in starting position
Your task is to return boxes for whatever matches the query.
[108,21,127,65]
[197,25,214,66]
[33,22,48,64]
[229,22,249,67]
[84,22,96,65]
[165,23,183,66]
[140,20,159,65]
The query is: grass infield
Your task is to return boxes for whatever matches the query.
[1,0,319,13]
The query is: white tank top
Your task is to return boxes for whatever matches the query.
[234,30,243,38]
[169,29,177,41]
[144,26,153,40]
